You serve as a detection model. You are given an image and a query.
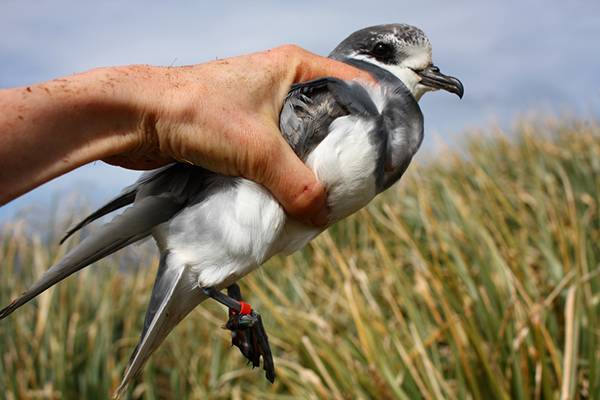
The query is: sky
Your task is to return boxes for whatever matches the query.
[1,1,599,221]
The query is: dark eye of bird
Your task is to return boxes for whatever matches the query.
[370,42,394,62]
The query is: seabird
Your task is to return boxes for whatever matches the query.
[0,23,463,394]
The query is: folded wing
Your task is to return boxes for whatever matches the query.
[0,194,186,319]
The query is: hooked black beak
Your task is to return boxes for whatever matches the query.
[418,65,464,98]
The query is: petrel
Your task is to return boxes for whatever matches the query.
[0,23,463,394]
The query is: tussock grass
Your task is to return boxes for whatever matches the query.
[1,120,599,399]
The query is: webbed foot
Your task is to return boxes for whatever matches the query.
[201,284,275,382]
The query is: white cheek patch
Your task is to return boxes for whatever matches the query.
[400,48,432,70]
[350,54,423,100]
[388,65,421,95]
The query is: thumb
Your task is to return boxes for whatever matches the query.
[257,135,328,227]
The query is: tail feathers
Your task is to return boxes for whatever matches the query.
[0,195,184,320]
[114,254,205,398]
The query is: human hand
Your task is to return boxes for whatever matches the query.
[0,45,371,224]
[103,45,372,225]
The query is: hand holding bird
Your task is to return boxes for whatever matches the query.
[0,24,462,396]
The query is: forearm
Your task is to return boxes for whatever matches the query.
[0,66,157,204]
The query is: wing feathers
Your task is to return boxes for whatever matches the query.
[115,253,204,397]
[60,189,137,244]
[0,195,184,319]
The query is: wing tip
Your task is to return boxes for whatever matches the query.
[59,231,73,245]
[113,380,129,400]
[112,347,142,400]
[0,298,20,320]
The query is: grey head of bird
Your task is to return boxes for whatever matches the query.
[329,23,464,101]
[286,23,464,195]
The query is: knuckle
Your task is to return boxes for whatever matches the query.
[277,43,302,54]
[273,44,307,65]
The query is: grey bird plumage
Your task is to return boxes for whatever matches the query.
[1,23,463,395]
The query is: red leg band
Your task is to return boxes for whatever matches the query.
[239,301,252,315]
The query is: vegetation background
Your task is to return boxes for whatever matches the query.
[1,120,598,399]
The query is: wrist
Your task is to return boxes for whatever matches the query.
[75,65,160,160]
[97,64,189,167]
[0,65,165,203]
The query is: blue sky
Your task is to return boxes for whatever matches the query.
[1,1,599,221]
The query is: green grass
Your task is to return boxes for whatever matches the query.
[1,119,599,399]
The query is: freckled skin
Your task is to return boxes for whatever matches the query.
[0,45,372,225]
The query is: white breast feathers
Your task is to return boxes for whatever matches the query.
[306,115,379,221]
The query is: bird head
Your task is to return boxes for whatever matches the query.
[330,24,464,100]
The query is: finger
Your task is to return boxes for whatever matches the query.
[257,136,328,227]
[293,49,375,84]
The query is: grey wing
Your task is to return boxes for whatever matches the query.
[59,189,137,244]
[0,194,186,319]
[377,87,424,191]
[0,164,219,319]
[280,77,379,160]
[115,252,206,397]
[60,164,177,244]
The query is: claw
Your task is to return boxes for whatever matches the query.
[225,285,276,382]
[225,313,256,330]
[203,284,276,382]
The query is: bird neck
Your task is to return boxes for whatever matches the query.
[340,58,402,86]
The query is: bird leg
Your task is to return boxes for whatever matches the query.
[201,285,275,383]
